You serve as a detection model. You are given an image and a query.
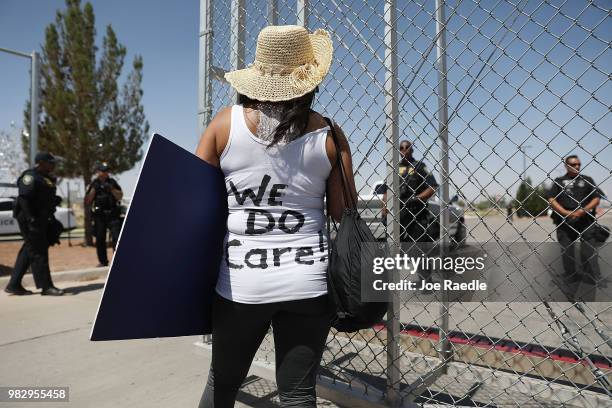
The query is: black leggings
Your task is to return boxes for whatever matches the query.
[198,292,332,408]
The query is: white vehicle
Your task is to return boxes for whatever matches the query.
[0,197,77,236]
[357,180,467,247]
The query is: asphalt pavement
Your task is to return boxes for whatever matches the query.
[398,214,612,354]
[0,278,341,408]
[1,215,611,406]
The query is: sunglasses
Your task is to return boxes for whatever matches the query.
[566,162,581,167]
[399,145,411,151]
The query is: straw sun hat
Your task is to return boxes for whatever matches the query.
[224,25,333,102]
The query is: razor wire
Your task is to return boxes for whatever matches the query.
[200,0,612,406]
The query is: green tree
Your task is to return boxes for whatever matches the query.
[515,177,548,217]
[475,200,492,211]
[23,0,149,244]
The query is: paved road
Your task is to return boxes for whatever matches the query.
[1,215,610,406]
[396,215,612,355]
[0,279,339,408]
[0,279,208,407]
[465,213,612,243]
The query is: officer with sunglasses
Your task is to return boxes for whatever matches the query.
[546,155,604,286]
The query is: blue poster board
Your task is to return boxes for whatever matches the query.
[90,134,227,341]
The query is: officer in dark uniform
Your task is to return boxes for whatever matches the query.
[379,141,439,287]
[85,162,123,267]
[546,155,603,286]
[397,141,439,243]
[4,152,64,296]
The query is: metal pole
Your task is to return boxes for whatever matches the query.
[230,0,245,104]
[297,0,308,27]
[0,46,30,59]
[199,0,215,345]
[67,181,72,246]
[519,145,532,176]
[435,0,452,373]
[384,1,400,406]
[198,0,214,136]
[0,47,38,167]
[30,51,40,167]
[267,0,278,25]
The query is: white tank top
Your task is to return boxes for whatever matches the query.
[216,104,332,303]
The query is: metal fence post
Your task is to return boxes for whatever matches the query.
[0,46,39,166]
[230,0,245,104]
[198,0,213,137]
[297,0,308,27]
[384,0,400,405]
[199,0,214,345]
[435,0,452,373]
[267,0,278,25]
[30,51,40,166]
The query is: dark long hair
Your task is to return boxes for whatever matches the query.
[238,89,316,148]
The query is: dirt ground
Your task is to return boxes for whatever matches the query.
[0,239,106,276]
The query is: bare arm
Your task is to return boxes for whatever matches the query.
[549,197,585,219]
[549,195,600,219]
[326,122,357,222]
[195,107,232,167]
[417,186,436,202]
[583,196,600,212]
[548,198,570,215]
[111,188,123,202]
[84,184,95,206]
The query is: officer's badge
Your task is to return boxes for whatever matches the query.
[407,167,415,176]
[399,167,407,176]
[22,174,33,185]
[44,177,55,187]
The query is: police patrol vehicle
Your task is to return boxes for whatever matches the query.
[358,180,467,247]
[0,196,76,236]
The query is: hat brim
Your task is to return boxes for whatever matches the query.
[224,30,333,102]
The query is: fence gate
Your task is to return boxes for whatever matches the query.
[198,0,612,406]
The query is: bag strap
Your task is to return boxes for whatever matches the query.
[324,117,356,211]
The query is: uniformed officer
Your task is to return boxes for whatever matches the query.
[379,141,439,287]
[396,140,439,244]
[546,155,603,286]
[85,162,123,267]
[4,152,64,296]
[506,203,514,222]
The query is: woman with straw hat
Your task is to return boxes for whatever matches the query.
[195,25,357,407]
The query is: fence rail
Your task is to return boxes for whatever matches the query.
[199,0,612,406]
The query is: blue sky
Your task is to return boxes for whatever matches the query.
[1,0,610,203]
[1,0,201,197]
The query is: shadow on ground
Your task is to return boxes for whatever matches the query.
[227,375,343,407]
[0,264,12,277]
[61,282,105,295]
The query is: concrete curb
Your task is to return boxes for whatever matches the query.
[0,266,108,287]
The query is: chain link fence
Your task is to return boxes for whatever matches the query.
[198,0,611,406]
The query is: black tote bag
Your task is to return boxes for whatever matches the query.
[324,118,388,333]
